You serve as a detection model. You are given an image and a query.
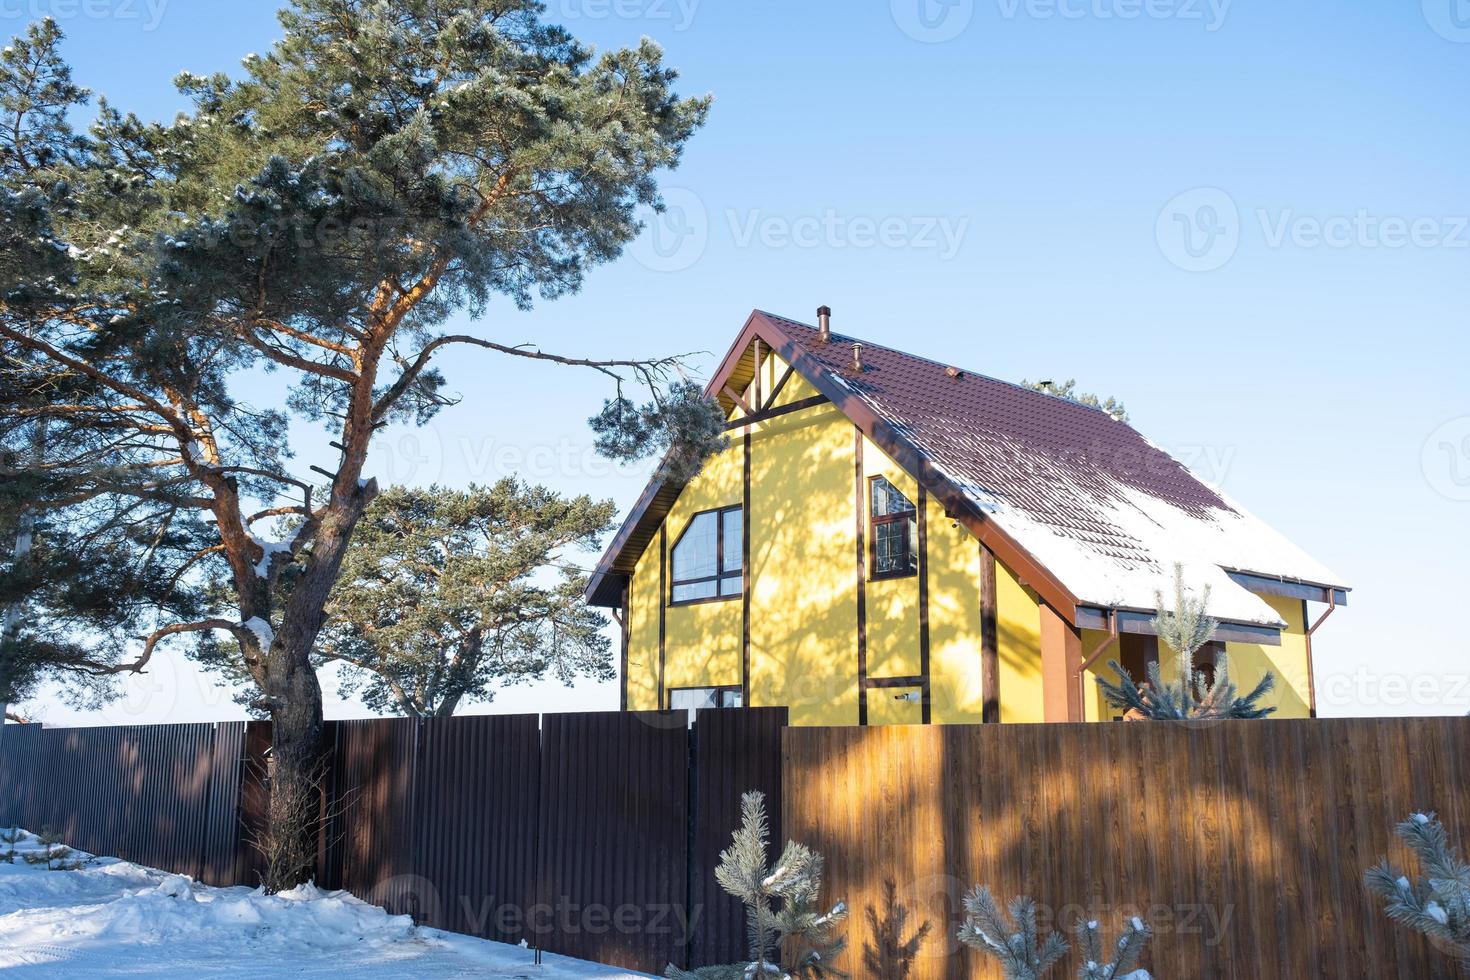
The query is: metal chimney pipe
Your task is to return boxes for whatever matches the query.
[817,305,832,342]
[851,343,863,371]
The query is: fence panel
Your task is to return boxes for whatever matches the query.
[536,710,691,974]
[411,712,540,943]
[331,717,421,914]
[688,705,788,969]
[782,718,1470,980]
[199,721,248,886]
[0,723,45,830]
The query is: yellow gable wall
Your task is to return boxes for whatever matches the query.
[623,351,1053,724]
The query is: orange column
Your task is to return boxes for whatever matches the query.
[1040,603,1083,722]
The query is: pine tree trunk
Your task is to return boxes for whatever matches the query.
[262,653,324,893]
[256,484,373,893]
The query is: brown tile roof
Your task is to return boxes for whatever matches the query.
[587,310,1347,626]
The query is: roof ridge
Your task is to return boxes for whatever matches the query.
[756,309,1131,424]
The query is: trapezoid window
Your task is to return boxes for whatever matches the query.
[869,476,917,579]
[669,505,743,604]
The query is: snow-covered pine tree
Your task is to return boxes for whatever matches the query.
[1365,811,1470,966]
[957,888,1154,980]
[1075,916,1151,979]
[1020,379,1129,422]
[1151,562,1218,689]
[666,791,848,980]
[1097,563,1276,721]
[2,3,714,891]
[956,886,1069,980]
[0,827,20,864]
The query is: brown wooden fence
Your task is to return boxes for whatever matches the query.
[783,717,1470,979]
[3,713,1466,978]
[0,707,788,976]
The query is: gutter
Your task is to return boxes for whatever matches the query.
[1303,591,1338,718]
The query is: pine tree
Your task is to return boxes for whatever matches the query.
[956,887,1069,980]
[1021,379,1129,422]
[1365,811,1470,966]
[957,888,1153,980]
[0,826,21,864]
[1074,916,1151,980]
[666,791,848,980]
[0,5,711,890]
[1096,563,1276,721]
[194,481,618,717]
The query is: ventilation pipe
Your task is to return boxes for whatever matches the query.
[817,305,831,342]
[851,343,863,371]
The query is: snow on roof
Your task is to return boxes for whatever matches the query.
[764,313,1347,627]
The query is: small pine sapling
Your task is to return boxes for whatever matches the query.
[1075,916,1152,979]
[0,826,21,864]
[23,827,79,871]
[666,791,848,979]
[1365,812,1470,966]
[956,886,1069,980]
[1097,564,1276,721]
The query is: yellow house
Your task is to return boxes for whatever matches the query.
[585,309,1349,726]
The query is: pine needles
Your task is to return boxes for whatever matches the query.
[667,791,848,980]
[1366,811,1470,966]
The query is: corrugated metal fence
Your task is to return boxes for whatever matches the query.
[0,707,787,975]
[7,712,1460,978]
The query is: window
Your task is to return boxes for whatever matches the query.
[869,476,917,579]
[670,505,743,604]
[668,686,743,711]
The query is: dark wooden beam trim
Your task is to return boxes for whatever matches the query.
[917,486,932,725]
[657,526,667,710]
[1226,570,1349,607]
[979,542,1000,724]
[721,385,755,417]
[865,675,927,689]
[619,584,630,712]
[763,363,795,411]
[1075,606,1284,646]
[741,431,752,706]
[855,427,868,727]
[751,337,762,411]
[722,394,827,431]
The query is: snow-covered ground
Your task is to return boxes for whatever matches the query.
[0,830,650,978]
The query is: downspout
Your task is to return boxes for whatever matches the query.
[1077,609,1120,721]
[1304,592,1337,719]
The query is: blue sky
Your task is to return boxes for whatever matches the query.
[23,0,1470,724]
